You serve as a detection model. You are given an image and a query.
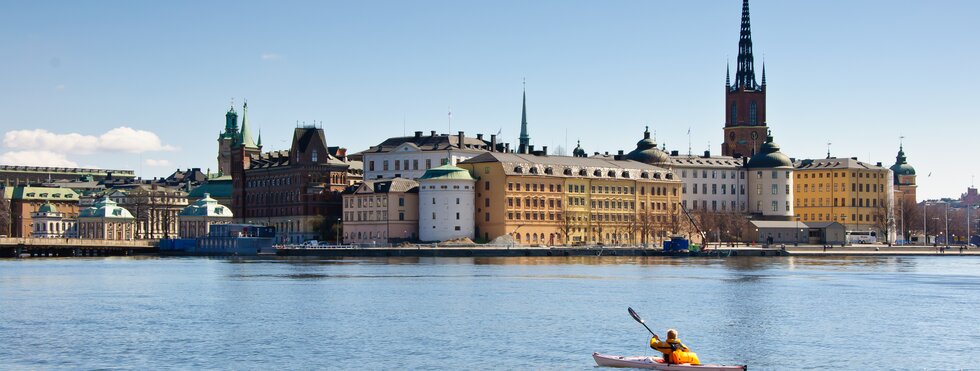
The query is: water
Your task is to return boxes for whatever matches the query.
[1,256,979,370]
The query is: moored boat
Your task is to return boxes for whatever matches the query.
[593,353,746,371]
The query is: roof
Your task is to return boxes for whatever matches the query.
[349,178,420,194]
[751,220,806,229]
[179,193,233,217]
[79,197,134,219]
[357,132,492,155]
[804,221,844,229]
[8,186,80,201]
[746,133,793,169]
[795,157,889,171]
[625,127,670,165]
[419,165,475,181]
[890,146,915,184]
[188,180,233,199]
[461,152,675,180]
[0,165,135,177]
[669,155,745,169]
[38,202,58,213]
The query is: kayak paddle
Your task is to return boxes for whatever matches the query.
[628,307,657,338]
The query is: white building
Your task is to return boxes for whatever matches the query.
[418,165,476,242]
[178,193,234,238]
[78,197,136,240]
[359,131,497,180]
[745,133,794,220]
[31,202,77,238]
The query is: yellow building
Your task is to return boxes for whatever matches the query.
[794,157,893,238]
[458,152,681,246]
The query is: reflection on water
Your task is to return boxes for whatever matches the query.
[1,256,978,370]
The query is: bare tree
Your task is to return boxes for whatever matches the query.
[0,196,10,236]
[555,211,573,246]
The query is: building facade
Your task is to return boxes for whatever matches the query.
[722,0,768,158]
[794,157,893,238]
[342,178,419,245]
[31,202,77,238]
[107,186,188,239]
[178,193,234,238]
[232,125,361,244]
[458,152,680,246]
[78,197,136,240]
[745,133,794,220]
[418,166,476,242]
[2,186,80,237]
[359,130,496,180]
[0,165,135,187]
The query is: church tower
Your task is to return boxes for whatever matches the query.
[518,83,530,154]
[722,0,768,158]
[217,104,239,176]
[230,101,263,220]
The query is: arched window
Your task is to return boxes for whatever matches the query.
[749,101,758,125]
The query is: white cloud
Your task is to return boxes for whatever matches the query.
[144,158,172,167]
[0,150,78,167]
[260,53,282,60]
[55,84,65,91]
[3,127,176,154]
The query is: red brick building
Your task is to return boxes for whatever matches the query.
[721,0,769,158]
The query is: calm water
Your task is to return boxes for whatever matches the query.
[1,256,979,370]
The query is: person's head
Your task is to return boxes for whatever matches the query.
[666,329,678,339]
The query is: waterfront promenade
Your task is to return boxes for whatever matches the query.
[0,237,157,257]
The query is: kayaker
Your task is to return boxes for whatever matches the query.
[650,329,700,365]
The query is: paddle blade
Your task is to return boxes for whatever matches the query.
[628,307,644,324]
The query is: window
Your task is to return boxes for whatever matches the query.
[456,212,460,220]
[312,150,318,162]
[485,181,490,191]
[383,160,389,171]
[426,159,432,169]
[413,160,419,170]
[399,197,405,206]
[456,198,460,205]
[749,101,758,124]
[730,102,737,124]
[771,201,778,212]
[771,184,778,195]
[369,161,375,171]
[399,212,405,221]
[395,160,401,170]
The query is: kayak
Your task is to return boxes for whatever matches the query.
[593,353,746,371]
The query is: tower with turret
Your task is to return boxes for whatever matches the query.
[722,0,768,158]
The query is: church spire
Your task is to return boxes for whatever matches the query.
[518,79,530,154]
[239,101,258,149]
[725,63,731,88]
[761,61,766,86]
[734,0,758,90]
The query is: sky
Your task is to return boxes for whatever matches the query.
[0,0,977,200]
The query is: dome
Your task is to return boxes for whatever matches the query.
[890,145,916,184]
[180,193,233,218]
[38,202,58,214]
[572,140,587,158]
[79,197,135,219]
[625,127,670,165]
[746,132,793,168]
[419,164,475,181]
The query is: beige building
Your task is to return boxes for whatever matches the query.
[78,197,136,240]
[458,152,681,246]
[342,178,419,245]
[178,193,234,238]
[794,157,893,241]
[107,186,188,239]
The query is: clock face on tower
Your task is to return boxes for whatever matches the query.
[750,131,758,140]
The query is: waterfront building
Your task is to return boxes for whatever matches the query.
[231,120,361,244]
[77,197,136,240]
[1,186,80,237]
[722,0,768,158]
[457,152,680,246]
[187,175,233,210]
[359,130,496,180]
[178,193,233,239]
[745,132,794,220]
[794,156,893,239]
[106,185,188,239]
[217,104,242,177]
[0,165,135,187]
[30,202,77,238]
[342,178,419,244]
[418,165,476,242]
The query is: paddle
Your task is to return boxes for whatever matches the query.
[627,307,657,338]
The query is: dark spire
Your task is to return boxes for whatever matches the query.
[518,79,530,154]
[725,63,731,88]
[761,61,766,86]
[734,0,758,90]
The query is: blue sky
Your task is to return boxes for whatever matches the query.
[1,0,977,199]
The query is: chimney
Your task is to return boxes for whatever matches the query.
[594,152,600,156]
[703,150,710,158]
[618,150,624,156]
[505,143,510,152]
[476,133,483,141]
[541,146,548,156]
[490,135,497,152]
[876,162,883,167]
[414,131,423,140]
[670,150,679,156]
[431,130,436,136]
[458,131,465,148]
[604,151,609,156]
[528,145,534,154]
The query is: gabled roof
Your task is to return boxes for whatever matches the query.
[357,132,492,155]
[461,152,674,180]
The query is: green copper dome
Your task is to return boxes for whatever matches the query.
[890,145,915,184]
[38,202,58,213]
[747,132,793,168]
[625,127,669,165]
[419,164,475,181]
